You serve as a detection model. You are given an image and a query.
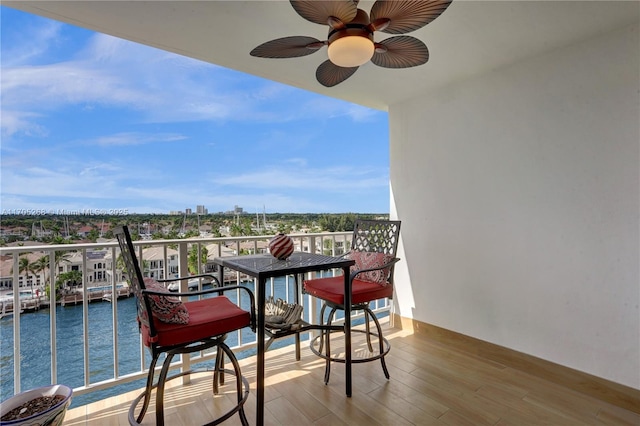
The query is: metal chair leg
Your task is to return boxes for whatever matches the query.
[205,343,250,426]
[213,344,223,394]
[364,309,374,352]
[323,306,338,384]
[367,307,390,379]
[214,343,249,426]
[318,303,329,354]
[135,354,159,423]
[155,352,177,426]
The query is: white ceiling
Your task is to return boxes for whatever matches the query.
[5,1,639,110]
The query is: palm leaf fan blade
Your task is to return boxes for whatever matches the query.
[370,0,453,34]
[316,60,358,87]
[250,36,323,58]
[289,0,357,26]
[372,36,429,68]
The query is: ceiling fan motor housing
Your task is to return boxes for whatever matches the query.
[328,26,374,46]
[327,8,374,67]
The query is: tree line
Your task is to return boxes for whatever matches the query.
[1,213,387,244]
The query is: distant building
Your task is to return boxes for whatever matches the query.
[0,227,28,238]
[185,208,192,215]
[77,225,94,238]
[65,249,110,285]
[0,251,48,290]
[196,205,208,215]
[140,246,179,280]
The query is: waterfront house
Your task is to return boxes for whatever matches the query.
[0,246,52,291]
[64,250,111,287]
[203,243,235,275]
[2,1,638,423]
[139,246,179,280]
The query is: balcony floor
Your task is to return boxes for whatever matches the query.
[62,323,639,425]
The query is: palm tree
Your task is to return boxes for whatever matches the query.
[9,255,39,294]
[54,251,72,271]
[40,251,73,297]
[33,255,50,290]
[27,262,39,294]
[17,256,30,291]
[188,245,208,275]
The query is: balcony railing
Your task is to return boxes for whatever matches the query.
[0,232,392,407]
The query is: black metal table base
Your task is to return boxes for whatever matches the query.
[214,252,355,426]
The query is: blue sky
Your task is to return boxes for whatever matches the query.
[0,7,390,215]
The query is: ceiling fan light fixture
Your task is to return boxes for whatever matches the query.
[251,1,454,86]
[327,33,374,68]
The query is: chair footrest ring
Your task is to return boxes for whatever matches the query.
[128,368,250,426]
[309,329,391,363]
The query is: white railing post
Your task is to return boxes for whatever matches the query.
[177,241,191,384]
[111,246,119,379]
[136,245,147,371]
[163,245,168,281]
[82,248,90,388]
[49,251,57,385]
[12,254,20,394]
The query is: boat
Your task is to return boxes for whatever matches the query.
[0,290,42,315]
[167,278,204,292]
[0,300,23,319]
[101,284,131,302]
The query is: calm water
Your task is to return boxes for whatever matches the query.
[0,276,319,408]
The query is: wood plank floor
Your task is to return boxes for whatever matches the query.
[63,323,640,425]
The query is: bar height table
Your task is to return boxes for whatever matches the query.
[213,252,355,426]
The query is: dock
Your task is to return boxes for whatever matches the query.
[0,296,42,318]
[0,285,132,316]
[60,286,131,306]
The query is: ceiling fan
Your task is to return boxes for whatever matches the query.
[250,0,453,87]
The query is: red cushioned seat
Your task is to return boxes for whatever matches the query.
[142,297,251,347]
[304,276,393,306]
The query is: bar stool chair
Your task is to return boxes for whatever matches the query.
[114,225,255,426]
[304,219,401,384]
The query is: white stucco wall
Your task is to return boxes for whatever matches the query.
[389,23,639,389]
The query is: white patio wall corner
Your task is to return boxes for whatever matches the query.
[388,22,640,389]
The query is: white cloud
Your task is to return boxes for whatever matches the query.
[2,64,144,108]
[301,97,380,122]
[0,13,389,214]
[0,110,47,138]
[1,19,63,67]
[284,158,308,167]
[1,29,382,136]
[91,132,188,146]
[211,165,388,194]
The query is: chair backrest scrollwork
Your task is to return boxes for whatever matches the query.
[114,225,156,337]
[351,220,401,257]
[351,220,401,290]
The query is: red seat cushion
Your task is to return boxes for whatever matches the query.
[141,296,251,347]
[303,276,393,307]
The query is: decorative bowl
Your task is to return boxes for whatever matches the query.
[0,384,72,426]
[268,233,294,260]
